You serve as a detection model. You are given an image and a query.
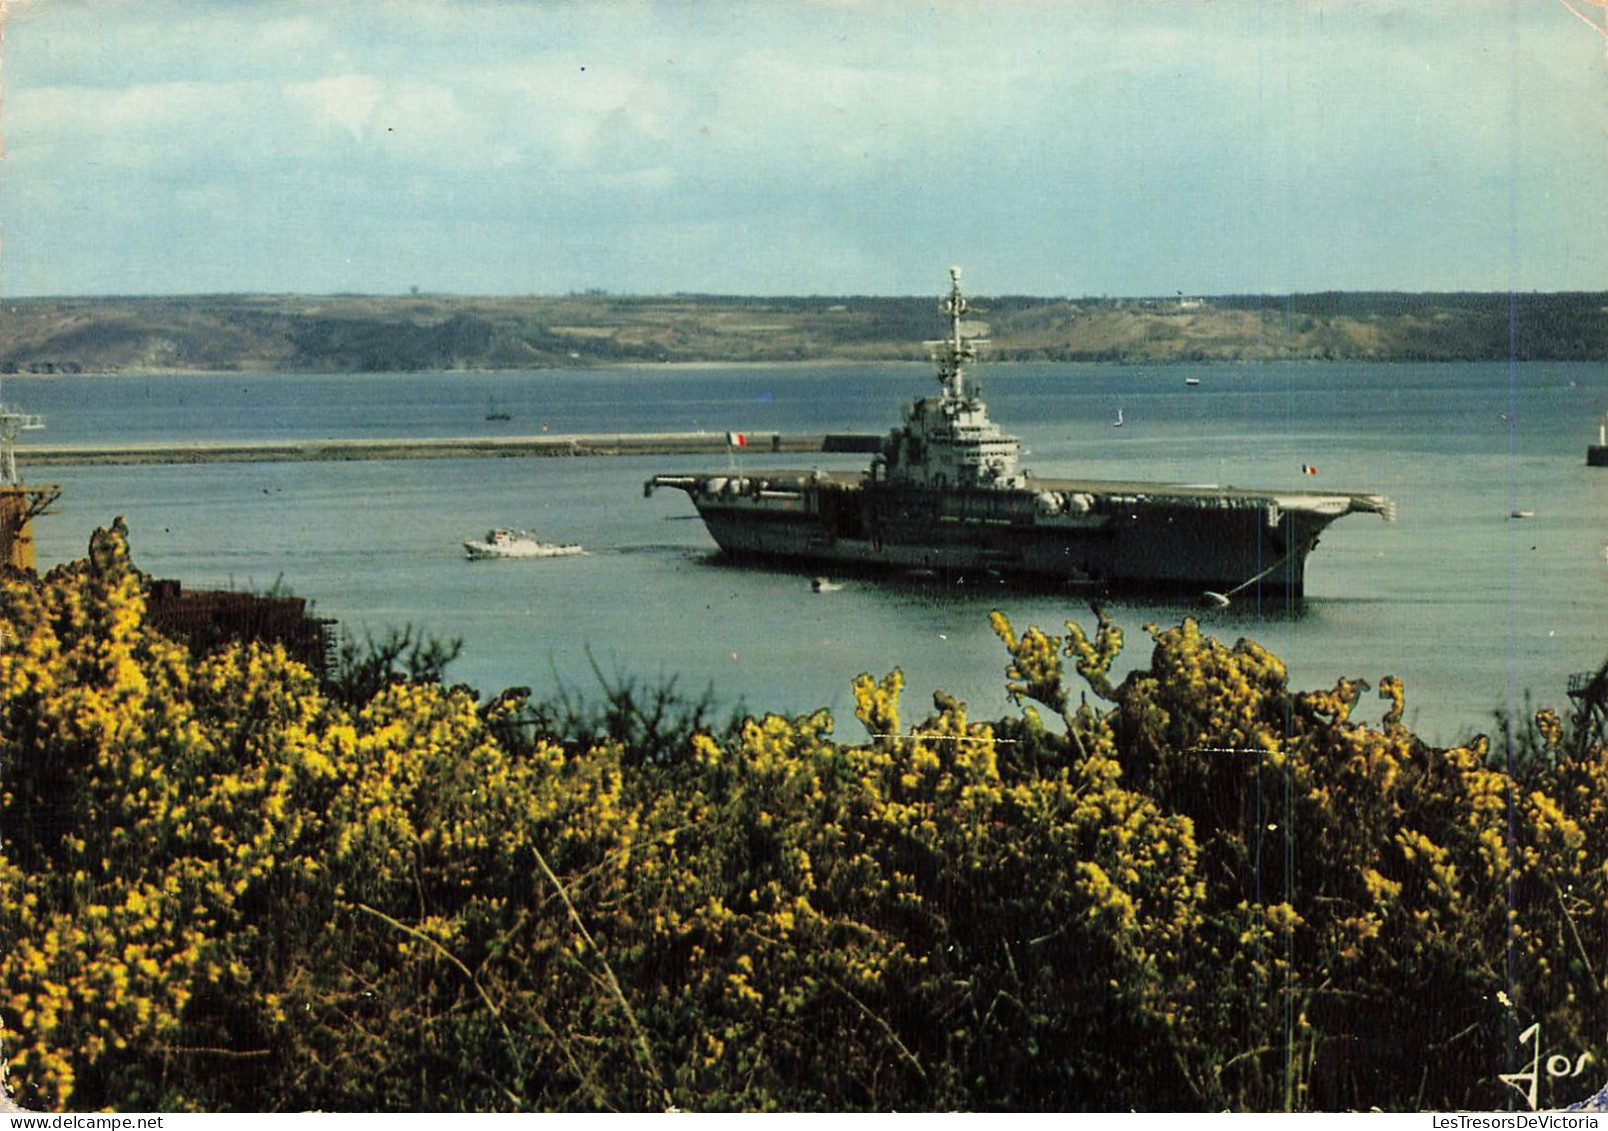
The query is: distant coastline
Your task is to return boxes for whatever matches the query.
[3,290,1604,375]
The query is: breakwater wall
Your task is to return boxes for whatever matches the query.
[21,432,884,468]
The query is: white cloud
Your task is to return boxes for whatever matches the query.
[8,79,268,173]
[285,75,385,140]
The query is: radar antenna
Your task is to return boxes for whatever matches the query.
[926,265,989,400]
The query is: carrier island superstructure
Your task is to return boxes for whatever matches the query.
[646,268,1394,600]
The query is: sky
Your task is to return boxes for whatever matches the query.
[1,0,1606,298]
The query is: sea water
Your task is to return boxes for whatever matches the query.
[12,360,1607,746]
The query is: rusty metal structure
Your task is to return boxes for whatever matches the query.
[0,397,60,572]
[146,578,339,679]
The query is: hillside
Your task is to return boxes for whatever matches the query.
[2,289,1605,374]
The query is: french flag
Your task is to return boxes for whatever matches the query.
[1301,464,1317,476]
[727,432,747,447]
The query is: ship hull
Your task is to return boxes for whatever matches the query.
[696,499,1305,593]
[651,471,1392,598]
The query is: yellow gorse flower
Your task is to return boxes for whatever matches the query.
[2,525,1607,1114]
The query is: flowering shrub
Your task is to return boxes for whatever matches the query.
[991,610,1608,1111]
[1,524,1604,1111]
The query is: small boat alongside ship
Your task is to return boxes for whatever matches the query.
[646,267,1395,600]
[463,528,583,561]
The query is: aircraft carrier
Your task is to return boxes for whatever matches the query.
[646,268,1394,600]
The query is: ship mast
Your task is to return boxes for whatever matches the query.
[927,265,988,400]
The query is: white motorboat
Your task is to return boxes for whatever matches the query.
[463,528,583,560]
